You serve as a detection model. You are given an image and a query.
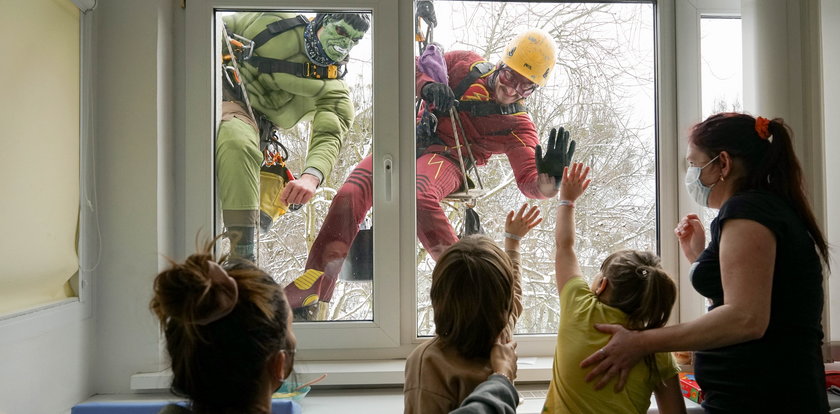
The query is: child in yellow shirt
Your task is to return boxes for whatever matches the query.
[543,163,686,414]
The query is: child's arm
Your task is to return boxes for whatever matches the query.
[554,163,591,293]
[653,375,687,414]
[502,204,541,337]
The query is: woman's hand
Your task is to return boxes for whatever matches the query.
[490,341,518,381]
[674,213,706,262]
[579,324,647,392]
[505,203,542,240]
[560,162,591,202]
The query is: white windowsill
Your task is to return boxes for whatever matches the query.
[130,357,555,390]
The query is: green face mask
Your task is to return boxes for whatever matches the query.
[317,19,366,63]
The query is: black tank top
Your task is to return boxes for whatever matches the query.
[690,190,828,413]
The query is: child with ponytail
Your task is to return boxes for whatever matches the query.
[542,163,685,414]
[150,240,296,414]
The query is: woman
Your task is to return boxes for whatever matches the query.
[150,243,296,414]
[580,113,830,413]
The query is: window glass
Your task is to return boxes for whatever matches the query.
[695,16,742,273]
[215,10,374,322]
[414,1,656,336]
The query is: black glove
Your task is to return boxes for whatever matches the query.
[421,82,457,113]
[535,127,576,183]
[415,0,437,27]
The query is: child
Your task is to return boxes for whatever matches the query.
[543,163,686,414]
[404,204,542,414]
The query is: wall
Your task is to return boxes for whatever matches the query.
[91,0,177,393]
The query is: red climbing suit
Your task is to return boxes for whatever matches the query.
[284,50,548,309]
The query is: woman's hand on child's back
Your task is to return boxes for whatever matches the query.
[579,323,647,392]
[560,162,591,202]
[505,203,542,240]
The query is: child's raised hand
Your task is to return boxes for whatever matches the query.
[505,203,542,240]
[560,162,591,202]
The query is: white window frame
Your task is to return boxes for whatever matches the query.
[183,0,679,365]
[673,0,741,324]
[185,0,403,353]
[0,2,95,341]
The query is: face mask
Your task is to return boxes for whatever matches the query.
[684,154,720,207]
[317,19,366,63]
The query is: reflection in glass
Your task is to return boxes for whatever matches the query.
[215,11,374,322]
[415,2,656,336]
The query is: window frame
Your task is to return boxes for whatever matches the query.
[185,0,403,352]
[674,0,741,324]
[183,0,679,362]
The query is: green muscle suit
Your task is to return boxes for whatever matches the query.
[218,12,368,260]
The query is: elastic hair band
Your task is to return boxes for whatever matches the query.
[755,116,771,140]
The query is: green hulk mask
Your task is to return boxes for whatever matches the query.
[317,18,366,63]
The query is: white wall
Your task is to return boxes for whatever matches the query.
[90,0,177,393]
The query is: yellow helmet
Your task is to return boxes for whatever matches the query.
[501,29,557,87]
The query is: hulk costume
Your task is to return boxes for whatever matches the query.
[218,12,369,260]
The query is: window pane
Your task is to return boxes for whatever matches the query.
[415,2,656,336]
[215,10,374,321]
[697,16,742,309]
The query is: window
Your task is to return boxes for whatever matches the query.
[414,1,657,336]
[674,0,741,322]
[214,10,375,322]
[185,0,667,357]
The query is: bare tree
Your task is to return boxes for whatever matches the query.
[256,2,658,330]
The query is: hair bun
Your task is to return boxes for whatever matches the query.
[193,261,239,325]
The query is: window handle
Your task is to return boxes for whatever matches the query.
[383,155,393,202]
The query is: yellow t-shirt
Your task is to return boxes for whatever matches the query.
[542,277,679,414]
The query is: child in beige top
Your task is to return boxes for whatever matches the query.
[404,204,542,414]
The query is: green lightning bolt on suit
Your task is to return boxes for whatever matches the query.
[218,12,370,261]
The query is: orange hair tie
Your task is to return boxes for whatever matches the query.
[755,116,771,140]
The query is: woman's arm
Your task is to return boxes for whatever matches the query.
[581,218,775,391]
[554,163,590,293]
[653,375,687,414]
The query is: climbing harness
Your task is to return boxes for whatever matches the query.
[227,15,346,80]
[222,24,302,233]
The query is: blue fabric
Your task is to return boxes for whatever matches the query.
[71,399,302,414]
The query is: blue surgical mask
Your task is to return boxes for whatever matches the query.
[684,154,720,207]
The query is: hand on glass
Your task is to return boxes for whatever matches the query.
[674,213,706,262]
[579,324,646,392]
[536,126,576,188]
[560,162,591,202]
[537,173,559,198]
[505,203,542,240]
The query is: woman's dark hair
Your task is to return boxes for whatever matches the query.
[431,235,516,360]
[600,250,677,383]
[150,239,291,413]
[690,113,829,266]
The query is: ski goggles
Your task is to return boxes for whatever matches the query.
[497,65,538,98]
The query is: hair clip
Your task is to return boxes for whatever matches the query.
[755,116,771,140]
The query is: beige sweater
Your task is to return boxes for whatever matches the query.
[403,250,522,414]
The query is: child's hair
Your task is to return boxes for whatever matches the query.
[150,240,291,412]
[690,113,829,266]
[599,250,676,384]
[431,235,515,360]
[599,249,676,331]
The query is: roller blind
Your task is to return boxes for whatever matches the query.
[0,0,80,315]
